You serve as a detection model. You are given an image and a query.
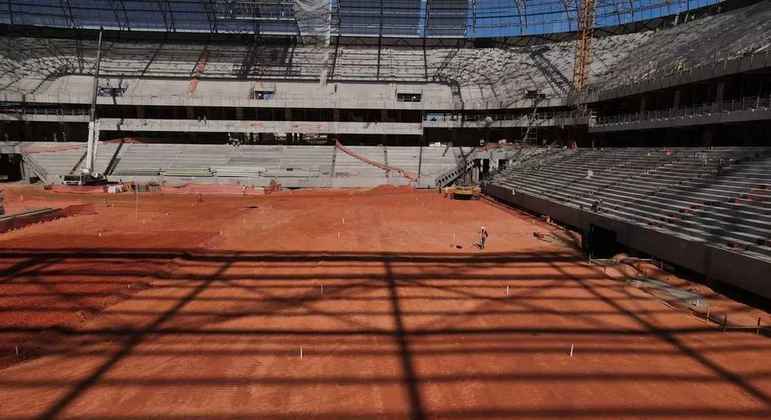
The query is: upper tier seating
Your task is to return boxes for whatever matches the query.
[591,0,771,91]
[2,1,770,101]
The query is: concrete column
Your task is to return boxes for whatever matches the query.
[673,90,681,109]
[716,82,725,103]
[19,156,27,181]
[85,120,100,174]
[639,95,647,113]
[285,108,292,143]
[417,138,423,179]
[702,127,714,147]
[380,111,388,143]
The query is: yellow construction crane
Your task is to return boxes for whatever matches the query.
[573,0,596,94]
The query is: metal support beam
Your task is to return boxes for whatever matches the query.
[514,0,528,33]
[7,0,13,25]
[158,1,170,31]
[422,37,428,82]
[376,0,383,80]
[60,0,77,28]
[203,0,218,33]
[85,29,103,176]
[110,0,124,30]
[471,0,478,33]
[110,0,130,30]
[168,0,177,31]
[157,0,176,32]
[330,34,340,80]
[75,36,84,73]
[422,3,429,80]
[417,131,423,180]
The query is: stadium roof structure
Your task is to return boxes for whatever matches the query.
[0,0,723,39]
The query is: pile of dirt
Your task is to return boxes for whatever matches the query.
[364,185,415,194]
[48,185,108,194]
[61,204,98,216]
[161,183,266,195]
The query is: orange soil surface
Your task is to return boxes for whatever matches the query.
[0,185,770,419]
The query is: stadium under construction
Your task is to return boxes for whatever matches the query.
[0,1,770,418]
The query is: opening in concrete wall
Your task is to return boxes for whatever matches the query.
[584,224,620,259]
[0,154,23,182]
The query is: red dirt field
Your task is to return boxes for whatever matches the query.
[0,185,770,419]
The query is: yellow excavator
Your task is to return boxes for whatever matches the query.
[442,185,481,200]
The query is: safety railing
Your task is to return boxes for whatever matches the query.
[0,107,88,116]
[595,94,771,126]
[424,110,585,123]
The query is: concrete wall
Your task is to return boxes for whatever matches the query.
[0,77,568,111]
[98,119,423,135]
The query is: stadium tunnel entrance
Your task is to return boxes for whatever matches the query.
[0,154,23,182]
[584,224,621,259]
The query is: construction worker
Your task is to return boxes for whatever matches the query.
[479,226,489,250]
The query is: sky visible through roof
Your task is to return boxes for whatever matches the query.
[0,0,723,37]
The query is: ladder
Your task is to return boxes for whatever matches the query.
[521,98,542,144]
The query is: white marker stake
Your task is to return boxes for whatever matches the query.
[342,217,345,225]
[321,284,324,295]
[300,347,303,360]
[506,285,510,296]
[338,232,341,240]
[15,346,19,359]
[570,344,574,358]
